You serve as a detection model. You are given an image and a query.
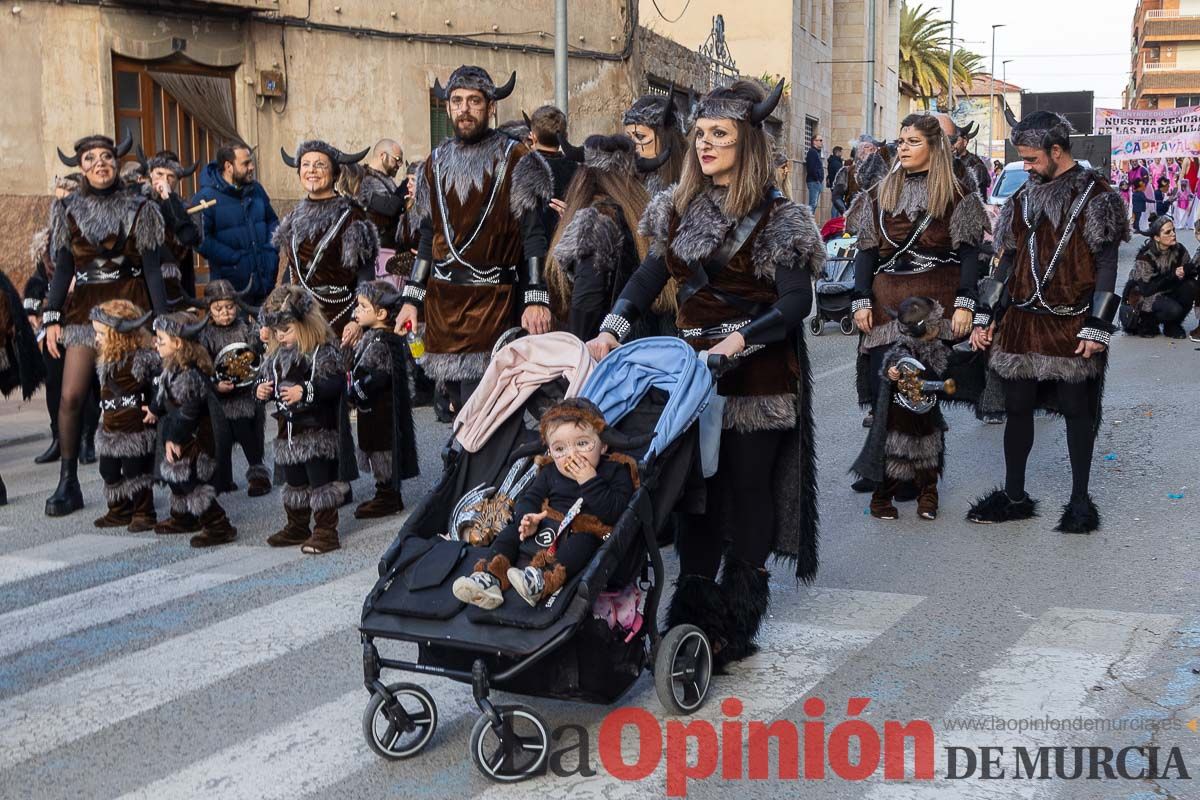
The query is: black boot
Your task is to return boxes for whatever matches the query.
[0,473,7,506]
[45,458,84,517]
[1054,494,1100,534]
[33,436,60,465]
[80,430,97,466]
[717,559,770,667]
[966,487,1037,524]
[665,575,732,672]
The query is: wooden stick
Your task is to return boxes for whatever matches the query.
[187,199,217,215]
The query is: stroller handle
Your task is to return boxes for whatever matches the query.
[706,344,764,379]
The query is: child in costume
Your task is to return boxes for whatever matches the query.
[452,398,638,608]
[853,296,954,521]
[198,279,271,497]
[0,267,45,504]
[255,286,347,554]
[150,311,237,546]
[89,300,159,530]
[346,280,419,518]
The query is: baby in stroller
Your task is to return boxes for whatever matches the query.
[451,397,638,609]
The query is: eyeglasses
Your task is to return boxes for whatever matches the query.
[449,96,487,110]
[549,437,598,459]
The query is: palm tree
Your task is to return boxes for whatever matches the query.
[899,1,984,108]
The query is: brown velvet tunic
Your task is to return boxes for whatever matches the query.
[280,198,373,337]
[63,213,152,328]
[100,353,155,437]
[994,184,1103,362]
[422,141,529,355]
[664,198,799,400]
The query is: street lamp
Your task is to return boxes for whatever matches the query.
[948,0,955,108]
[988,24,1006,162]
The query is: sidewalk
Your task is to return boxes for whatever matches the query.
[0,391,50,448]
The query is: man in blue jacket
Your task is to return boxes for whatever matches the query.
[189,144,279,303]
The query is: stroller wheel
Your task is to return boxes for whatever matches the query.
[808,316,824,335]
[362,683,438,760]
[840,315,856,335]
[654,624,713,715]
[470,704,550,782]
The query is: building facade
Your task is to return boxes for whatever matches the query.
[1126,0,1200,109]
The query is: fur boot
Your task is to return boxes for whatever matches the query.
[718,559,770,666]
[665,574,731,671]
[353,483,403,519]
[155,511,201,535]
[246,464,272,497]
[94,490,133,528]
[127,487,157,532]
[870,479,899,520]
[916,470,939,520]
[302,507,340,554]
[1054,494,1100,534]
[966,487,1038,524]
[190,501,238,548]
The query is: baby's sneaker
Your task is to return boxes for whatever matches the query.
[507,567,545,607]
[452,571,503,609]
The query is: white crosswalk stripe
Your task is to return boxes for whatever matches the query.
[860,607,1179,799]
[0,566,376,771]
[0,545,302,660]
[0,533,152,588]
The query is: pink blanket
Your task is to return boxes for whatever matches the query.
[453,332,596,453]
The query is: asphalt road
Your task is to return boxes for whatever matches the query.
[0,233,1196,800]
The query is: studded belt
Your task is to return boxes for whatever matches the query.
[680,319,750,339]
[100,394,143,412]
[431,264,517,286]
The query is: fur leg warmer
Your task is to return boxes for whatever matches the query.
[718,559,770,666]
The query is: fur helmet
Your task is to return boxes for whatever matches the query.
[433,65,516,102]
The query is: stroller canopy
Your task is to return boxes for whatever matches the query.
[454,332,596,453]
[581,337,714,463]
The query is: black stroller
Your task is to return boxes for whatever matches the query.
[358,335,721,781]
[810,234,859,336]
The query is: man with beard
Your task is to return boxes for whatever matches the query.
[395,66,553,409]
[953,121,992,199]
[138,148,202,302]
[360,139,407,256]
[968,111,1128,534]
[833,134,891,216]
[191,143,279,304]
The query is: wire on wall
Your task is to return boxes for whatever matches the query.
[651,0,692,24]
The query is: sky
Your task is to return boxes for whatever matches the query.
[928,0,1137,109]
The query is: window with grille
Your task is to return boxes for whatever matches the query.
[804,116,819,149]
[429,91,455,149]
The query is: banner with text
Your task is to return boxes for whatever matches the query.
[1094,106,1200,160]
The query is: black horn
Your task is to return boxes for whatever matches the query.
[522,110,533,129]
[493,71,517,101]
[182,317,210,339]
[560,132,585,164]
[659,81,677,128]
[432,77,448,101]
[1003,104,1018,129]
[339,146,370,164]
[57,147,80,168]
[178,161,198,178]
[114,130,134,158]
[113,311,153,334]
[749,80,785,127]
[135,145,150,171]
[169,291,206,309]
[280,146,298,169]
[635,137,673,173]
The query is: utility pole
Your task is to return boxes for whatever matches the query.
[947,0,955,110]
[555,0,568,115]
[988,24,1005,163]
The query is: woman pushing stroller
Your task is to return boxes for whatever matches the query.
[587,80,824,669]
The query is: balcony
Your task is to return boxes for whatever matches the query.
[1142,12,1200,42]
[1138,69,1200,93]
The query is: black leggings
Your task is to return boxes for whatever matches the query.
[282,458,338,490]
[490,522,601,577]
[227,417,265,466]
[1002,377,1095,500]
[98,454,154,485]
[676,428,783,578]
[866,345,889,406]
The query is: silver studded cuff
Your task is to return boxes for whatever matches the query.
[23,298,42,313]
[599,314,632,342]
[401,283,426,304]
[42,310,62,325]
[523,289,550,307]
[851,298,872,313]
[302,381,315,405]
[954,296,977,312]
[1077,327,1111,346]
[972,312,992,328]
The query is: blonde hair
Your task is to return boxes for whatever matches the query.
[674,80,776,220]
[94,299,150,364]
[162,336,213,375]
[270,285,336,355]
[877,113,962,219]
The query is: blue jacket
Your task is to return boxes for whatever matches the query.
[189,162,280,302]
[805,147,824,183]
